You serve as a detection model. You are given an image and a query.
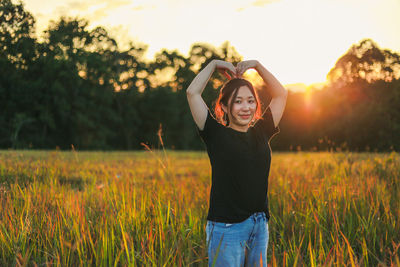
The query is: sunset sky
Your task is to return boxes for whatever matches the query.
[24,0,400,90]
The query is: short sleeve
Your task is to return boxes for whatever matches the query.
[255,106,280,142]
[196,109,220,143]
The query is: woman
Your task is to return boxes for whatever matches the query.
[186,59,287,267]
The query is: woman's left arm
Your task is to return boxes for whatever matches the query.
[236,60,288,127]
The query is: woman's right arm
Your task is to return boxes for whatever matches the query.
[186,60,236,130]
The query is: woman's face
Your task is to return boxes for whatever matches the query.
[225,86,257,128]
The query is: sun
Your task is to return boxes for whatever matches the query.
[304,85,314,110]
[242,69,264,87]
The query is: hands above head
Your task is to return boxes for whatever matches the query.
[213,60,237,80]
[235,60,259,78]
[213,59,260,79]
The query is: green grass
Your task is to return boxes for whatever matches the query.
[0,149,399,266]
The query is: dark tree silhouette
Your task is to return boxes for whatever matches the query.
[0,0,399,151]
[328,39,400,86]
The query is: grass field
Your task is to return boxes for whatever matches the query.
[0,149,399,266]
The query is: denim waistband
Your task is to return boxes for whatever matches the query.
[250,212,267,222]
[207,212,267,225]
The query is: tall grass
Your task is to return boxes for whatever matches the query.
[0,149,399,266]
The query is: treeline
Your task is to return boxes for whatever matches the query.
[1,0,399,151]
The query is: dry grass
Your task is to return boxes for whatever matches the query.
[0,149,399,266]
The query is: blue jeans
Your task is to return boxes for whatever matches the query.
[206,212,269,267]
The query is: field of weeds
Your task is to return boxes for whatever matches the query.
[0,150,399,266]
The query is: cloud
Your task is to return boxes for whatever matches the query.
[236,0,281,12]
[66,0,131,12]
[47,0,134,23]
[252,0,281,7]
[132,5,157,11]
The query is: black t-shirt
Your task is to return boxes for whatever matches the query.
[196,107,280,223]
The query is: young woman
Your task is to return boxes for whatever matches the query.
[186,59,287,267]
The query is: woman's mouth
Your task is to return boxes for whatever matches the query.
[240,115,250,119]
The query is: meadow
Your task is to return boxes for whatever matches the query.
[0,149,399,266]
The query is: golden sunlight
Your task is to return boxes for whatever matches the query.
[304,85,313,110]
[242,69,264,87]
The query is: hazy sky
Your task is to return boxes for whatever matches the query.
[24,0,400,87]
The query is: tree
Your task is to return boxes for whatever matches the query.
[327,39,400,86]
[36,17,120,149]
[111,42,150,149]
[0,0,37,148]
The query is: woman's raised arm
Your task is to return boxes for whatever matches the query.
[186,60,236,130]
[236,60,288,127]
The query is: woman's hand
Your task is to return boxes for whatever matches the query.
[236,60,260,78]
[213,60,237,80]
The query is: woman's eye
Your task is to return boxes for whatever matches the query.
[249,100,254,103]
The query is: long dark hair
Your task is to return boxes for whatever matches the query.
[214,78,262,126]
